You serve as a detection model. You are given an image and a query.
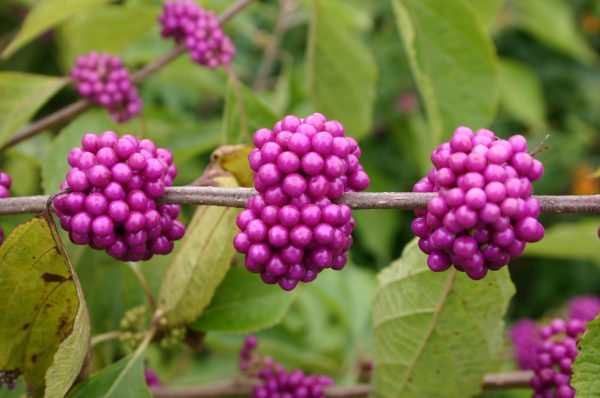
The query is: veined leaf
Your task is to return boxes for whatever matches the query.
[1,0,108,58]
[0,73,67,147]
[190,266,297,333]
[465,0,503,28]
[572,314,600,396]
[307,0,377,139]
[372,239,515,398]
[0,217,90,398]
[392,0,499,143]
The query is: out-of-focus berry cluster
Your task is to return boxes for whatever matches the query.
[509,296,600,398]
[233,113,369,291]
[159,0,235,69]
[54,132,184,261]
[70,52,142,123]
[412,126,544,279]
[0,172,11,245]
[239,336,334,398]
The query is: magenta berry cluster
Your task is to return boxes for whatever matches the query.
[239,336,334,398]
[509,319,539,370]
[412,126,545,279]
[159,0,235,69]
[53,132,185,261]
[530,318,586,398]
[568,295,600,323]
[71,52,142,123]
[0,171,12,245]
[233,113,370,291]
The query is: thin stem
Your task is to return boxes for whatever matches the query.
[223,63,249,144]
[91,331,121,347]
[2,187,600,215]
[151,371,534,398]
[0,0,255,152]
[128,262,157,311]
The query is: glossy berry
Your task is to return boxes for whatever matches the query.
[54,132,184,261]
[530,318,586,398]
[234,114,369,291]
[0,172,12,245]
[412,127,545,279]
[70,52,142,122]
[159,0,235,69]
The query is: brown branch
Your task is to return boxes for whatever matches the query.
[0,0,255,152]
[2,187,600,215]
[151,371,533,398]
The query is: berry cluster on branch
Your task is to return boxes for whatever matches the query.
[234,113,370,291]
[53,132,185,261]
[70,52,142,122]
[412,127,545,279]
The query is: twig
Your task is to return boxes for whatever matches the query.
[151,371,534,398]
[253,0,298,91]
[2,187,600,215]
[0,0,256,152]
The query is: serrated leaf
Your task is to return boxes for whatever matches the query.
[0,73,67,147]
[190,266,297,333]
[222,79,280,145]
[572,314,600,395]
[524,219,600,264]
[43,110,117,194]
[0,217,90,398]
[512,0,596,64]
[392,0,499,143]
[66,348,150,398]
[56,4,158,69]
[465,0,503,28]
[1,0,109,58]
[372,239,515,398]
[307,0,377,139]
[498,58,547,130]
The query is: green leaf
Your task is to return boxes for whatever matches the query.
[190,266,297,333]
[158,173,240,326]
[307,0,377,139]
[498,58,547,130]
[1,0,109,58]
[43,110,117,194]
[512,0,596,64]
[572,314,600,396]
[0,217,90,397]
[392,0,499,143]
[524,219,600,265]
[372,239,515,398]
[67,349,150,398]
[57,4,159,69]
[222,79,280,145]
[0,73,67,147]
[465,0,503,28]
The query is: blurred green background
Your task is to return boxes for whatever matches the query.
[1,0,600,393]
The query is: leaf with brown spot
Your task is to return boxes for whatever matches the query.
[0,217,90,398]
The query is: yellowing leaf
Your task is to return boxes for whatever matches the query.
[0,217,90,398]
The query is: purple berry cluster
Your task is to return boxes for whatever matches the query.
[569,295,600,323]
[159,0,235,69]
[239,336,334,398]
[0,172,11,245]
[144,369,163,389]
[530,318,586,398]
[53,132,185,261]
[509,319,539,370]
[233,113,370,291]
[412,127,545,279]
[71,52,142,123]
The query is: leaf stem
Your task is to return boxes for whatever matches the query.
[91,331,121,347]
[128,262,157,312]
[223,63,249,144]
